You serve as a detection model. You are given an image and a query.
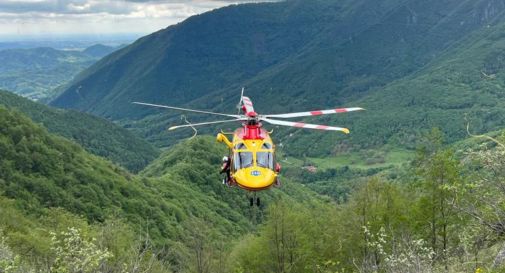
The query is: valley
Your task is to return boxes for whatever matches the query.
[2,0,505,272]
[0,44,121,101]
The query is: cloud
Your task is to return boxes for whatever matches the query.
[0,0,275,36]
[0,0,270,14]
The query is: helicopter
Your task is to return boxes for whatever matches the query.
[133,89,363,206]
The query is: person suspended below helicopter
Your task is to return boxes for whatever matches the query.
[220,156,232,186]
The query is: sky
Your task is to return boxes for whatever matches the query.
[0,0,271,38]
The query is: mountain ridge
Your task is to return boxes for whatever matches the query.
[50,0,505,156]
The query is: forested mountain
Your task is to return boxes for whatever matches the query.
[285,19,505,156]
[0,107,320,272]
[5,98,505,272]
[0,45,117,101]
[0,90,159,172]
[51,0,505,156]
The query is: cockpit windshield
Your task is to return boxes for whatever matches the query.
[234,143,246,150]
[234,152,253,170]
[257,152,274,169]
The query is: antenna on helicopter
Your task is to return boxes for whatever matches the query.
[180,115,198,139]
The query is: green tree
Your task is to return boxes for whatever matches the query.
[413,129,462,270]
[455,133,505,270]
[344,177,412,272]
[0,230,27,273]
[50,227,112,273]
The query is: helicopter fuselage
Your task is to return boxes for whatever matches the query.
[134,92,362,194]
[217,122,278,191]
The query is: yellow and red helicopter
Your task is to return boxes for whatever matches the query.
[134,89,363,206]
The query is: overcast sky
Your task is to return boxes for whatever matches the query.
[0,0,270,38]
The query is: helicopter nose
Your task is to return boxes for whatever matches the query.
[234,168,276,190]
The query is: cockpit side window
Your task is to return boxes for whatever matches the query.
[234,152,253,170]
[256,152,274,169]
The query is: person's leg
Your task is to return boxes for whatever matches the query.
[226,170,231,186]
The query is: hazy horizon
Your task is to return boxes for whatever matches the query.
[0,33,143,42]
[0,0,273,39]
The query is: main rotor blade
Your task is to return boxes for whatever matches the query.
[169,118,246,131]
[261,118,350,134]
[263,107,364,119]
[133,102,241,118]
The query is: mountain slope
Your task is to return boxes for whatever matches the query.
[0,107,245,263]
[141,136,321,216]
[50,0,329,117]
[54,0,440,118]
[0,106,323,270]
[50,0,505,155]
[0,90,159,172]
[0,106,254,271]
[283,19,505,156]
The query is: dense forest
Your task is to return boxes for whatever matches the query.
[2,38,505,272]
[2,103,505,272]
[0,90,159,172]
[0,107,319,272]
[228,129,505,273]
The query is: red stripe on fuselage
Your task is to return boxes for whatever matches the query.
[335,108,347,113]
[311,111,323,116]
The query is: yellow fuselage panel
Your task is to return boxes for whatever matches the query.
[231,130,276,191]
[234,167,276,191]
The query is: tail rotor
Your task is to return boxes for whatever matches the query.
[237,87,245,115]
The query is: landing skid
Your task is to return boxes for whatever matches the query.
[248,192,260,207]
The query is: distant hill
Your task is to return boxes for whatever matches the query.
[51,0,505,156]
[0,45,118,101]
[82,44,117,58]
[0,90,159,172]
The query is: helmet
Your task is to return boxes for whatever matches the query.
[222,156,229,162]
